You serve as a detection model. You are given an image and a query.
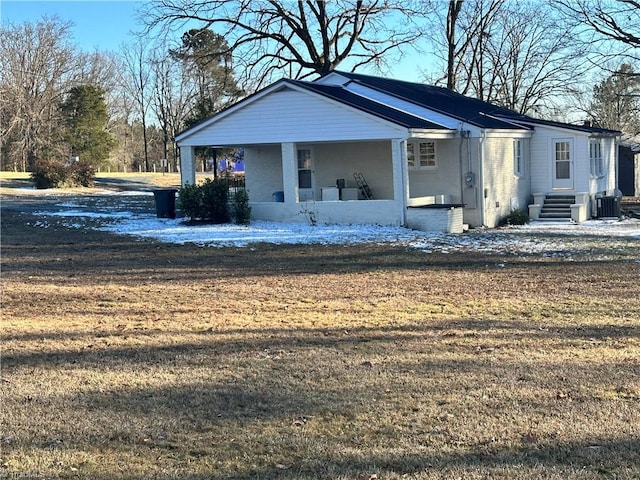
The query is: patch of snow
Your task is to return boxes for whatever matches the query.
[99,218,423,247]
[12,188,154,196]
[40,210,136,219]
[28,200,640,256]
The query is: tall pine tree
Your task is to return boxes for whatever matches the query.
[60,84,116,165]
[170,29,243,127]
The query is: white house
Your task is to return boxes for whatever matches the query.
[176,71,620,232]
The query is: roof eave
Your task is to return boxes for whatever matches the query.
[409,129,458,139]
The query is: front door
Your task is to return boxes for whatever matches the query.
[552,138,574,190]
[297,147,314,201]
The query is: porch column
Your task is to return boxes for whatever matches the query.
[391,138,407,225]
[180,146,196,187]
[281,142,297,203]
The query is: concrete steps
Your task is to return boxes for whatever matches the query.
[539,194,574,220]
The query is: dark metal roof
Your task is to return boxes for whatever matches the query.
[287,80,449,130]
[331,71,621,135]
[178,71,620,140]
[496,114,620,136]
[331,71,529,130]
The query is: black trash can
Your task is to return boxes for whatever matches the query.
[153,189,177,219]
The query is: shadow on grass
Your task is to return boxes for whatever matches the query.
[215,436,640,480]
[6,328,638,478]
[3,318,640,357]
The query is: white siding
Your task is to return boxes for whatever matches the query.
[482,137,531,228]
[573,135,591,191]
[529,131,549,193]
[314,141,394,200]
[244,146,283,202]
[407,139,462,201]
[604,136,617,194]
[528,124,612,195]
[179,88,407,146]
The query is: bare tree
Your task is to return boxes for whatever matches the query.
[142,0,424,87]
[445,1,464,90]
[150,49,198,171]
[119,40,153,171]
[482,2,589,115]
[440,0,504,95]
[556,0,640,64]
[590,63,640,134]
[0,17,78,171]
[425,0,587,116]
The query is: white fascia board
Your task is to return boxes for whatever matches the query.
[589,132,620,139]
[483,129,533,138]
[409,129,458,139]
[175,80,291,143]
[506,119,592,137]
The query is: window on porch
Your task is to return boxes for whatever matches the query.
[407,141,437,170]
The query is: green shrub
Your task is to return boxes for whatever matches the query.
[31,161,68,189]
[178,182,203,222]
[201,178,230,224]
[504,208,529,226]
[68,162,95,187]
[232,189,251,225]
[178,179,232,223]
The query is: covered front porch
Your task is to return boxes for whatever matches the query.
[179,134,471,232]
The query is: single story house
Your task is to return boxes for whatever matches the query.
[176,71,620,232]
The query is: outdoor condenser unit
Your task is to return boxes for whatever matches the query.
[596,196,620,218]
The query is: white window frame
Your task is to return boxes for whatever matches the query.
[406,141,437,170]
[589,139,604,177]
[513,139,524,177]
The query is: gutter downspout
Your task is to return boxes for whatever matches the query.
[459,129,465,205]
[458,125,472,204]
[479,130,487,227]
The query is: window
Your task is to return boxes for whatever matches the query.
[407,141,436,170]
[297,148,312,188]
[555,141,571,179]
[590,139,603,177]
[513,139,523,176]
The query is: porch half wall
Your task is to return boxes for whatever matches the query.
[243,139,405,226]
[251,200,402,226]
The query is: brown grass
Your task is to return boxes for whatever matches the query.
[1,190,639,479]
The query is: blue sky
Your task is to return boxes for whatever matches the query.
[1,1,144,52]
[0,0,425,81]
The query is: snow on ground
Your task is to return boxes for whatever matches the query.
[29,196,640,257]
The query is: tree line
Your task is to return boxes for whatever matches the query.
[1,0,639,174]
[0,17,242,173]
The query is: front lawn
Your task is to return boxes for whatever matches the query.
[1,195,639,480]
